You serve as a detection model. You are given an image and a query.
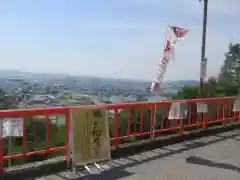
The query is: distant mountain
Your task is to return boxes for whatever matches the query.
[0,70,199,87]
[166,80,199,86]
[0,70,69,80]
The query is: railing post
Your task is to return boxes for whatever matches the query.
[22,116,27,157]
[127,110,131,136]
[196,102,208,129]
[202,112,207,129]
[233,97,240,121]
[150,104,157,140]
[0,140,3,173]
[0,119,3,173]
[8,136,12,167]
[222,104,226,126]
[234,111,237,121]
[178,119,183,136]
[114,108,119,149]
[65,108,71,161]
[45,116,50,149]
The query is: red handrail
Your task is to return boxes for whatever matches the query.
[0,96,238,171]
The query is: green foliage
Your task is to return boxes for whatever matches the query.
[154,104,171,129]
[205,77,218,97]
[172,86,199,100]
[104,101,112,104]
[164,43,240,133]
[0,88,18,110]
[109,108,151,143]
[173,43,240,98]
[217,43,240,95]
[4,116,65,167]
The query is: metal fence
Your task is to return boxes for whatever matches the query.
[0,96,239,171]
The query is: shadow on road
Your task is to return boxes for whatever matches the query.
[56,129,240,179]
[186,156,240,173]
[4,127,240,180]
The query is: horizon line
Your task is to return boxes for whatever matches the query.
[0,69,200,82]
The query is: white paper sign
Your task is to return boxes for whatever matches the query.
[168,102,187,119]
[196,102,208,113]
[200,58,207,79]
[0,120,3,138]
[1,118,23,137]
[233,99,240,112]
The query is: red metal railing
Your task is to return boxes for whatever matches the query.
[0,96,239,171]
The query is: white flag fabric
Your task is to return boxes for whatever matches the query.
[150,26,189,93]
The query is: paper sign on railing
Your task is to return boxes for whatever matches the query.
[0,120,2,138]
[168,102,187,119]
[233,99,240,112]
[0,118,23,138]
[196,102,208,113]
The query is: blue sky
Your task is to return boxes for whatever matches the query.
[0,0,239,81]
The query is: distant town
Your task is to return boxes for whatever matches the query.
[0,70,198,109]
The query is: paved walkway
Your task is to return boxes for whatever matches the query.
[37,129,240,180]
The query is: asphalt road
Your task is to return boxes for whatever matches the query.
[35,128,240,180]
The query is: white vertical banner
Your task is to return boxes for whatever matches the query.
[0,119,3,138]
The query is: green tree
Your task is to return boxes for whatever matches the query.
[205,77,218,97]
[118,108,151,133]
[172,43,240,99]
[0,88,8,109]
[218,43,240,95]
[0,89,19,110]
[172,86,199,100]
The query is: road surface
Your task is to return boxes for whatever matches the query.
[34,129,240,180]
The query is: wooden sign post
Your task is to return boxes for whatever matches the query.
[69,106,111,176]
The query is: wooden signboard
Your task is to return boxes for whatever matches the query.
[70,107,110,165]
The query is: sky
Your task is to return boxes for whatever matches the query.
[0,0,239,81]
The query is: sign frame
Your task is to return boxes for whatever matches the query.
[0,117,23,138]
[196,102,208,113]
[168,102,187,120]
[69,106,111,167]
[233,98,240,112]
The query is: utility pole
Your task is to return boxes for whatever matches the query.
[199,0,208,97]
